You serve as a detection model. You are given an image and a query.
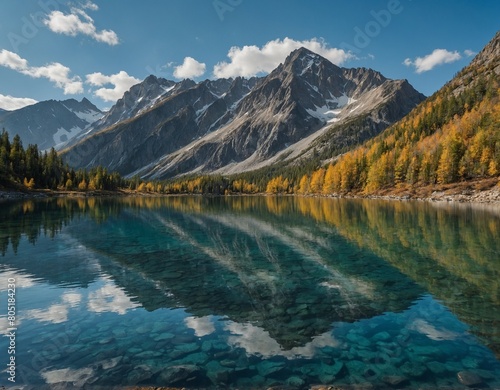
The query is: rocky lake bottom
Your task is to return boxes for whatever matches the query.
[1,196,499,389]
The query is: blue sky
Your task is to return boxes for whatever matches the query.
[0,0,498,110]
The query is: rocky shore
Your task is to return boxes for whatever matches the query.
[1,178,500,204]
[361,186,500,204]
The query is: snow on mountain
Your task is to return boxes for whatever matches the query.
[0,98,103,151]
[63,48,425,179]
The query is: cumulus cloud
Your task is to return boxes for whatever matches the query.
[173,57,206,79]
[24,304,69,324]
[44,1,119,46]
[464,49,477,57]
[184,316,215,337]
[87,282,139,315]
[404,48,462,73]
[0,94,38,110]
[0,49,83,94]
[86,70,141,102]
[0,50,28,70]
[213,37,355,78]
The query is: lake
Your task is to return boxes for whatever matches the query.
[1,196,499,389]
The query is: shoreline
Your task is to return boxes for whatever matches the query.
[1,178,499,204]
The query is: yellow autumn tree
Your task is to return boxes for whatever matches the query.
[322,164,339,194]
[297,174,310,195]
[309,168,325,194]
[78,179,87,191]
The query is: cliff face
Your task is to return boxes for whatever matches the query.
[62,48,425,179]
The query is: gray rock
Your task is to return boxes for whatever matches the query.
[257,360,286,377]
[112,328,127,338]
[135,350,163,359]
[286,376,305,387]
[461,356,482,369]
[158,364,203,384]
[373,331,391,342]
[126,365,154,384]
[98,336,115,345]
[205,360,233,385]
[347,332,372,347]
[153,332,175,341]
[321,361,346,379]
[457,371,483,387]
[63,48,424,180]
[400,361,427,378]
[136,324,153,334]
[426,361,449,375]
[382,375,409,388]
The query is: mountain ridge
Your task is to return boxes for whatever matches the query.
[63,47,425,179]
[0,98,102,151]
[282,30,500,196]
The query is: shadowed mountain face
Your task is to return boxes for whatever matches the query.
[62,48,425,179]
[0,98,102,150]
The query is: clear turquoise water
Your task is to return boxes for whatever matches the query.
[0,196,499,389]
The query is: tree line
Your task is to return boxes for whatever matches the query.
[2,68,498,196]
[0,130,125,191]
[150,72,499,196]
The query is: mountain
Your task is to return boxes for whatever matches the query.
[293,30,500,196]
[63,48,425,179]
[0,98,102,151]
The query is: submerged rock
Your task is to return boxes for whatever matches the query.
[158,364,204,384]
[205,360,234,385]
[457,370,483,387]
[257,360,286,377]
[382,375,409,388]
[426,360,449,375]
[400,361,428,378]
[286,376,306,387]
[153,332,175,341]
[126,365,155,384]
[372,331,391,342]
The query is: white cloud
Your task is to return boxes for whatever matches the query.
[0,94,38,110]
[28,62,84,94]
[225,321,340,359]
[86,71,141,101]
[184,316,215,337]
[0,49,83,94]
[213,37,355,78]
[82,1,99,11]
[87,282,139,314]
[44,2,119,46]
[173,57,206,79]
[464,49,477,57]
[24,304,69,324]
[0,50,28,70]
[404,49,462,73]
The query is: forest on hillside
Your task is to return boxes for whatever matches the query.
[1,63,499,197]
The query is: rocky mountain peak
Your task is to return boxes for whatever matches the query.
[0,98,103,150]
[63,48,425,180]
[286,47,342,76]
[470,30,500,72]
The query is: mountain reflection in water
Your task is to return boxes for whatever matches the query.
[1,196,499,388]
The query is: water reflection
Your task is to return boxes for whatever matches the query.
[53,199,422,349]
[0,196,499,388]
